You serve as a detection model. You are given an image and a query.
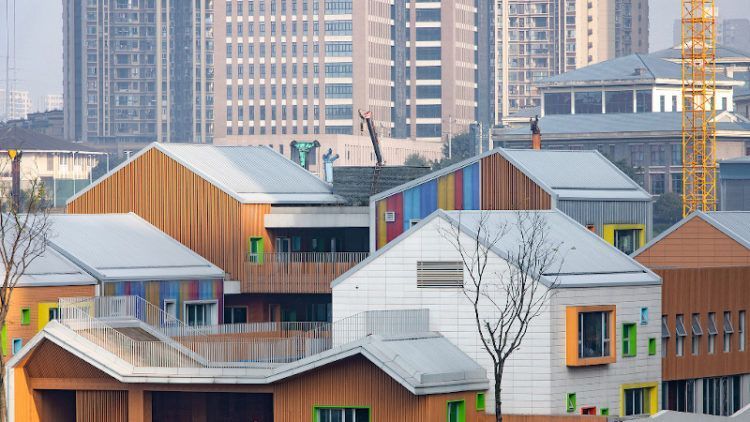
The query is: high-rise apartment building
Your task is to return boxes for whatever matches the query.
[0,89,33,121]
[63,0,214,144]
[215,0,479,143]
[42,94,64,112]
[494,0,648,122]
[674,17,750,52]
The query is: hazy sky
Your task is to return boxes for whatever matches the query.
[0,0,748,111]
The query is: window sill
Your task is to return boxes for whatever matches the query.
[567,355,616,367]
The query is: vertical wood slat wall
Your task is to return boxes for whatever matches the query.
[75,391,128,422]
[67,148,272,281]
[480,153,552,211]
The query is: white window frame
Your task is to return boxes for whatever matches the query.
[739,311,745,352]
[164,299,177,324]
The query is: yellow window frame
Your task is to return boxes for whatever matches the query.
[602,224,646,251]
[620,382,658,417]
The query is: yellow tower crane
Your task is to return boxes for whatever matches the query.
[681,0,718,216]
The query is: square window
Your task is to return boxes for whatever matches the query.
[601,408,609,416]
[21,308,30,325]
[567,306,616,366]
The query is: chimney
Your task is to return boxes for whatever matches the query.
[8,150,22,210]
[530,116,541,150]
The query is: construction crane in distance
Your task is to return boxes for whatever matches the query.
[681,0,717,216]
[358,109,385,195]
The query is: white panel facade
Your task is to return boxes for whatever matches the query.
[333,216,662,416]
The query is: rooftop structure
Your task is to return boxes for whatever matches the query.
[371,147,652,254]
[334,209,662,416]
[719,156,750,210]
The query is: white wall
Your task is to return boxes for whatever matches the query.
[332,216,662,416]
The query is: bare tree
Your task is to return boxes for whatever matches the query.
[0,174,51,422]
[440,211,563,422]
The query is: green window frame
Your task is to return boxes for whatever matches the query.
[566,393,577,413]
[476,392,485,410]
[648,338,657,355]
[248,237,265,263]
[21,307,31,325]
[1,325,6,356]
[601,408,609,415]
[447,400,465,422]
[312,406,370,422]
[623,323,637,357]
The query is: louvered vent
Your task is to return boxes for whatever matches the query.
[417,261,464,288]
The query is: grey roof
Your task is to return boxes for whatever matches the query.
[10,323,488,396]
[650,45,750,62]
[68,143,343,205]
[497,112,750,137]
[13,247,97,287]
[371,147,650,203]
[48,213,225,281]
[333,210,661,289]
[634,211,750,257]
[538,54,737,86]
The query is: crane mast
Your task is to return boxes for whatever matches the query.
[358,109,385,194]
[681,0,717,216]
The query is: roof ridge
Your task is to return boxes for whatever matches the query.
[635,53,657,78]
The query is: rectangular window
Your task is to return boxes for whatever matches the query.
[164,300,177,322]
[12,338,22,355]
[48,307,59,322]
[614,228,640,254]
[185,302,217,327]
[675,315,686,356]
[622,323,637,357]
[316,407,369,422]
[580,311,610,358]
[648,338,657,356]
[21,308,30,325]
[671,173,683,194]
[476,393,485,410]
[605,90,634,113]
[248,237,265,263]
[417,261,463,288]
[566,393,576,412]
[739,311,745,352]
[691,313,702,355]
[624,388,648,416]
[574,91,603,114]
[664,380,695,412]
[636,90,652,112]
[447,400,465,422]
[651,174,665,195]
[224,306,248,324]
[708,312,718,354]
[703,375,741,415]
[724,311,733,353]
[544,92,572,115]
[660,95,666,112]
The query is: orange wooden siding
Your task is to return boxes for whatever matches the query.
[76,391,128,422]
[658,266,750,381]
[480,153,552,211]
[3,285,95,363]
[635,217,750,268]
[66,147,272,281]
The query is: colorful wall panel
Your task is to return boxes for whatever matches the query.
[103,279,224,323]
[376,163,480,249]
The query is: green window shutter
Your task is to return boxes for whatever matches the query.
[566,393,576,413]
[601,408,609,416]
[1,325,6,356]
[21,308,31,325]
[623,323,637,357]
[476,393,485,410]
[648,338,657,355]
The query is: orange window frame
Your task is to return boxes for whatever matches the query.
[566,305,617,366]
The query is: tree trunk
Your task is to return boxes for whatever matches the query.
[0,356,7,422]
[495,363,503,422]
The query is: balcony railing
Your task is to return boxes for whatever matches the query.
[57,296,428,368]
[243,252,369,294]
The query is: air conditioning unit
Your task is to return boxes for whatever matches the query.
[384,211,396,222]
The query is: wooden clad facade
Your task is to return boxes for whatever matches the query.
[480,153,552,211]
[66,147,271,282]
[657,266,750,381]
[2,285,95,362]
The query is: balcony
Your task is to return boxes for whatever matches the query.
[243,252,369,294]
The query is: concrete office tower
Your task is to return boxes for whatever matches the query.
[494,0,648,122]
[63,0,214,144]
[0,89,33,121]
[215,0,478,142]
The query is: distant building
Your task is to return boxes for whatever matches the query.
[635,211,750,417]
[494,0,649,121]
[215,0,479,143]
[735,88,750,119]
[63,0,214,144]
[4,109,65,140]
[0,126,106,207]
[719,156,750,211]
[0,89,33,121]
[673,18,750,58]
[41,94,63,112]
[651,44,750,89]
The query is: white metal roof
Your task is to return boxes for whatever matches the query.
[68,143,344,205]
[371,147,651,203]
[334,209,661,289]
[47,213,225,281]
[12,247,97,287]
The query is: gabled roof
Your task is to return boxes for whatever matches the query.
[333,209,661,289]
[496,112,750,137]
[48,213,225,281]
[0,126,102,153]
[537,53,739,87]
[9,322,488,396]
[633,211,750,256]
[371,147,651,202]
[12,247,97,287]
[67,143,343,205]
